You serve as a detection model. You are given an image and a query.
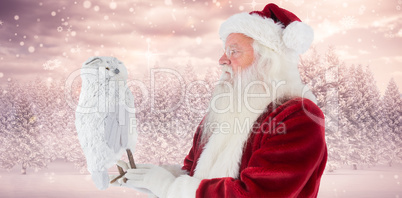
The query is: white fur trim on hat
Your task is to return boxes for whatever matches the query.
[282,21,314,54]
[219,13,314,54]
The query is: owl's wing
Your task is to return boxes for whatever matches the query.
[119,104,129,147]
[104,109,119,153]
[104,102,129,153]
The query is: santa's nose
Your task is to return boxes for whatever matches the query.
[219,53,231,65]
[114,69,120,74]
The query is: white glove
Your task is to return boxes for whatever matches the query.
[113,160,202,198]
[124,164,175,198]
[109,161,153,195]
[110,175,154,195]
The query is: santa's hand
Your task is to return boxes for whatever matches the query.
[109,175,153,195]
[123,164,175,198]
[109,161,153,195]
[109,160,130,185]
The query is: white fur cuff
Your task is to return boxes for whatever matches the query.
[167,175,202,198]
[161,164,189,178]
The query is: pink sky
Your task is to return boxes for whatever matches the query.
[0,0,401,94]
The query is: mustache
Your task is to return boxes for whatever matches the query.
[220,64,234,80]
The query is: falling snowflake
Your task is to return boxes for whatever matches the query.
[43,59,61,70]
[83,1,91,9]
[70,45,81,53]
[243,0,264,10]
[165,0,172,5]
[0,20,3,25]
[57,26,63,32]
[290,0,304,6]
[358,5,366,15]
[339,16,357,29]
[385,32,395,38]
[109,2,117,9]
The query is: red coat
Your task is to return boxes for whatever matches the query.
[182,98,327,198]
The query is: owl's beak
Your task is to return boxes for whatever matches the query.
[114,69,120,74]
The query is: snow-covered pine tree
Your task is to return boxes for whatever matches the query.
[381,78,402,166]
[154,67,180,164]
[135,65,186,165]
[202,66,220,112]
[131,72,152,165]
[352,65,376,167]
[362,66,384,166]
[299,46,321,87]
[335,63,354,169]
[345,65,367,168]
[181,63,210,133]
[52,79,86,170]
[321,47,345,171]
[177,64,212,161]
[3,80,49,174]
[46,80,70,161]
[0,85,9,169]
[0,80,17,170]
[184,61,198,84]
[62,105,87,172]
[204,65,220,89]
[298,46,327,100]
[27,78,60,163]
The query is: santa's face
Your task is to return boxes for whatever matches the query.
[219,33,254,75]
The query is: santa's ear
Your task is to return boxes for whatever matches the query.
[84,57,102,65]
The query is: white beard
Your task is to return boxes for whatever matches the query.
[201,61,273,144]
[194,60,274,179]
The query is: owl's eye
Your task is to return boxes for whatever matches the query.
[106,67,110,70]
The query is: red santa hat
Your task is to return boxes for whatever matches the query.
[219,3,313,54]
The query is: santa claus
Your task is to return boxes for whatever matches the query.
[113,3,327,198]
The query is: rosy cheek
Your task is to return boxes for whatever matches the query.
[242,52,254,67]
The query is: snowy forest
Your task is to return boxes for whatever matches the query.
[0,47,401,175]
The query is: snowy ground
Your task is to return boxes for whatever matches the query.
[318,165,402,198]
[0,161,148,198]
[0,161,401,198]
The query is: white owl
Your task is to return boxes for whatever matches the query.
[75,56,137,190]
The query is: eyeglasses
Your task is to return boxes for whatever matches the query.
[223,47,252,59]
[223,47,240,59]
